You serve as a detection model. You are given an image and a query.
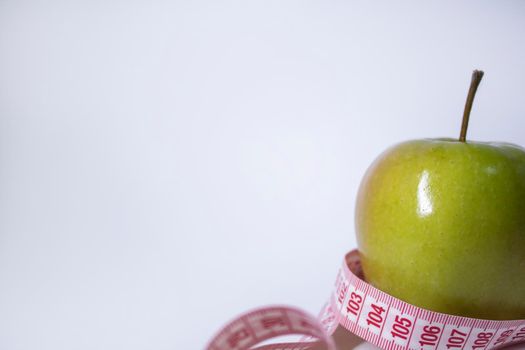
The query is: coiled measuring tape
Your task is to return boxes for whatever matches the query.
[206,250,525,350]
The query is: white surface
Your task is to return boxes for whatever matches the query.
[1,1,524,349]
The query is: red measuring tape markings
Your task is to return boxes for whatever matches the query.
[206,250,525,350]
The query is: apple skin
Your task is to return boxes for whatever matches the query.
[355,138,525,320]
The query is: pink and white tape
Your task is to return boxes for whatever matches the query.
[206,250,525,350]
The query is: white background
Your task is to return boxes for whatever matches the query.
[1,1,524,349]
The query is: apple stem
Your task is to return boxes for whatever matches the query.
[459,70,484,142]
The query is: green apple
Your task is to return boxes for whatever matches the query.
[355,71,525,320]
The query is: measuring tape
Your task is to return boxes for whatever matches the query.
[206,250,525,350]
